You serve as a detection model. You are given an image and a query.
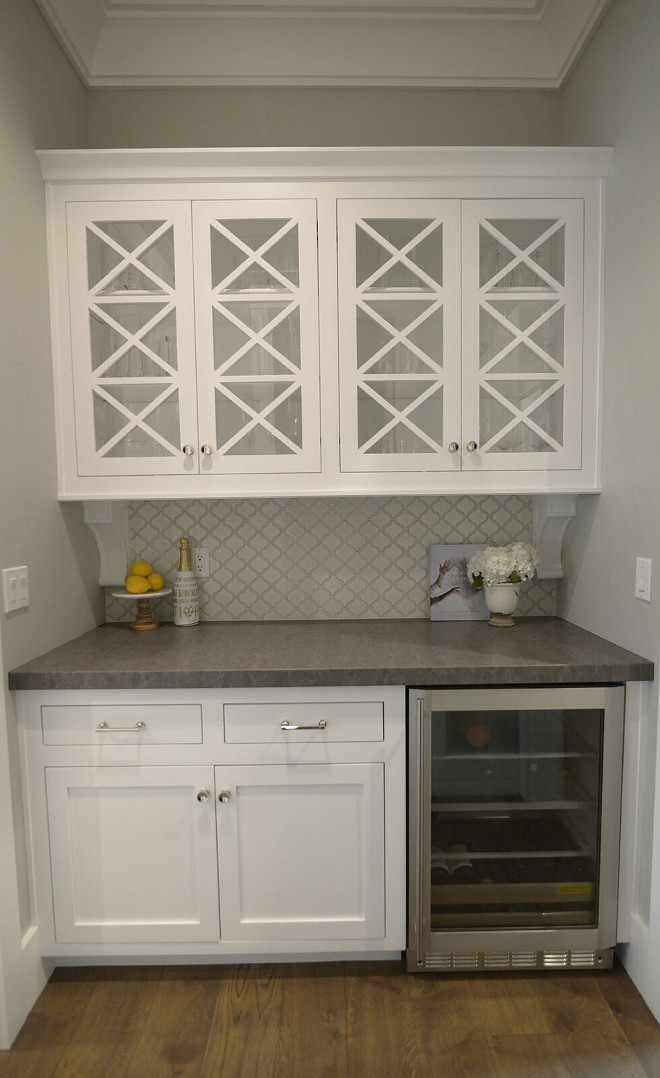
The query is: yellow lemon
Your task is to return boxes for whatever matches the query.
[129,559,153,577]
[147,572,164,592]
[125,574,150,594]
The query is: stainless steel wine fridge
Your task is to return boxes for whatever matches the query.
[408,685,625,972]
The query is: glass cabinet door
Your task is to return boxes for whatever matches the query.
[338,200,462,472]
[428,702,604,931]
[461,199,584,472]
[67,202,199,475]
[193,201,321,474]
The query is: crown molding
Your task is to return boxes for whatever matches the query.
[36,0,611,88]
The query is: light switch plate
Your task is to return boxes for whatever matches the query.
[2,566,29,612]
[635,557,652,602]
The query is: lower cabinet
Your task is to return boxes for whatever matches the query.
[45,765,220,945]
[216,763,385,941]
[18,686,406,960]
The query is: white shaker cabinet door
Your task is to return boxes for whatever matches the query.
[193,200,321,475]
[337,199,462,473]
[66,202,200,476]
[461,199,585,472]
[45,766,220,944]
[215,763,385,941]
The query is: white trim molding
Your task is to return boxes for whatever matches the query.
[34,0,611,89]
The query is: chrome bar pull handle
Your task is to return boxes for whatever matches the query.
[95,720,146,733]
[280,718,327,732]
[196,787,211,803]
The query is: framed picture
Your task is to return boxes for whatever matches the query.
[429,544,489,621]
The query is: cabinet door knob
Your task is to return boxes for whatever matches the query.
[196,787,211,803]
[465,440,479,452]
[201,444,213,456]
[447,442,459,453]
[218,789,232,803]
[182,444,195,456]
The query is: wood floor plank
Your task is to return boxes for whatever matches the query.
[49,967,164,1078]
[199,964,283,1078]
[122,966,224,1078]
[268,962,348,1078]
[0,968,99,1078]
[1,961,660,1078]
[593,963,660,1078]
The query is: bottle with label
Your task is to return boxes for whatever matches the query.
[173,537,199,626]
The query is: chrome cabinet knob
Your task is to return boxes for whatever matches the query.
[182,444,195,456]
[218,789,232,803]
[447,442,459,453]
[201,444,213,455]
[465,440,479,452]
[196,787,211,803]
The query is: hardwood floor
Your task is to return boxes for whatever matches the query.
[2,959,660,1078]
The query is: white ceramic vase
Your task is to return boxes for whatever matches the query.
[483,582,520,627]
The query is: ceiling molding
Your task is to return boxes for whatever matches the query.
[36,0,611,89]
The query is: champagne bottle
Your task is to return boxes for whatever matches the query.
[173,537,199,626]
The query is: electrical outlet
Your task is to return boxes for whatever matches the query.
[2,565,29,612]
[193,547,210,578]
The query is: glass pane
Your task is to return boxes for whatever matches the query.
[429,706,603,930]
[529,386,564,443]
[529,309,564,365]
[211,219,296,292]
[102,349,166,379]
[480,384,560,454]
[358,219,441,292]
[90,304,170,371]
[358,380,440,454]
[92,389,177,458]
[88,222,169,294]
[216,303,303,370]
[216,382,298,455]
[488,343,555,376]
[138,227,175,289]
[366,423,434,455]
[481,220,565,292]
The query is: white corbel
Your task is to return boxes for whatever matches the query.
[83,501,129,586]
[532,493,577,580]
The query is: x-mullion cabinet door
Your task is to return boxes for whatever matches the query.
[66,202,200,475]
[461,199,584,472]
[193,200,321,475]
[337,199,462,473]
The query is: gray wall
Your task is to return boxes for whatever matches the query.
[0,0,102,1046]
[559,0,660,1016]
[87,85,560,148]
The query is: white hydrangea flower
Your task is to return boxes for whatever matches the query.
[467,542,538,587]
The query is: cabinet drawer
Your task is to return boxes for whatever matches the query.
[41,704,202,746]
[223,700,384,744]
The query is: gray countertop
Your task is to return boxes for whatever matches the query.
[7,618,654,691]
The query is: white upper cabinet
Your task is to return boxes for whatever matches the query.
[192,200,321,475]
[461,199,584,473]
[338,199,462,473]
[67,201,199,476]
[39,147,610,498]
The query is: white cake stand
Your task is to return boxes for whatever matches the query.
[111,588,172,631]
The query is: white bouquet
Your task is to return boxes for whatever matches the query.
[467,542,538,589]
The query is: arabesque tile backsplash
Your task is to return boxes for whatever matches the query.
[106,496,556,623]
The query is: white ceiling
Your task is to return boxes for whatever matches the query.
[36,0,611,89]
